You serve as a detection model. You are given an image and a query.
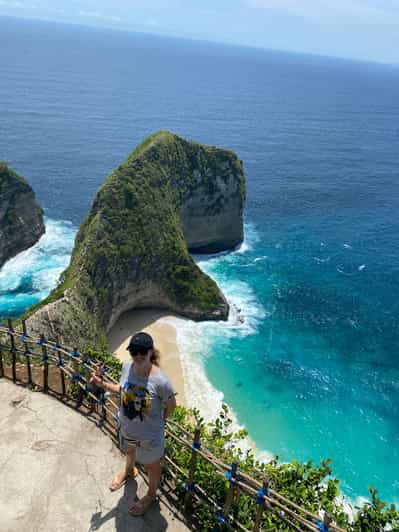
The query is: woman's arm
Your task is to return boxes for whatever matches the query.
[90,372,121,394]
[163,395,177,421]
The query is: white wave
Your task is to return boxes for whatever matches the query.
[343,243,352,249]
[200,269,266,337]
[234,221,260,254]
[253,256,268,263]
[31,266,66,293]
[0,218,76,302]
[193,222,259,264]
[333,494,369,524]
[336,267,356,276]
[196,227,265,336]
[235,241,250,253]
[160,315,223,418]
[358,264,366,271]
[313,256,331,263]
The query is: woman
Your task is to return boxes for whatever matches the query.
[90,331,176,516]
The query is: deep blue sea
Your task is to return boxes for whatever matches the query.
[1,17,399,503]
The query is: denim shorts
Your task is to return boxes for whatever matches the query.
[119,430,164,465]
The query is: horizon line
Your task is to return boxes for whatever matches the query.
[1,13,398,70]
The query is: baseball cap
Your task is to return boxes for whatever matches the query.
[127,331,154,351]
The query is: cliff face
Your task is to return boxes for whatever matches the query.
[25,132,246,348]
[170,138,245,253]
[0,162,45,270]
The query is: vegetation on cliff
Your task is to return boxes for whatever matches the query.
[24,131,245,347]
[0,161,45,269]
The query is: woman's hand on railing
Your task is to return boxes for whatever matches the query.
[90,363,104,387]
[90,364,121,395]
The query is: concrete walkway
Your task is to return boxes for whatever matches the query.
[0,380,190,532]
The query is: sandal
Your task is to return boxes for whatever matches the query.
[129,494,157,516]
[109,466,138,492]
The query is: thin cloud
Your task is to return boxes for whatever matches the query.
[78,10,121,23]
[245,0,399,23]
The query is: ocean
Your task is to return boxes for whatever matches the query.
[1,16,399,502]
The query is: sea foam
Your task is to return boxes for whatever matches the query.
[0,218,76,317]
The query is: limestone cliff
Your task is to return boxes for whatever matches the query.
[0,162,45,270]
[25,132,246,348]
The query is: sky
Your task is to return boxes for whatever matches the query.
[0,0,398,64]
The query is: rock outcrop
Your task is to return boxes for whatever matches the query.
[0,162,45,269]
[25,132,246,348]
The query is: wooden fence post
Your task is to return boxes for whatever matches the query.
[0,342,4,378]
[184,425,201,510]
[222,461,238,526]
[82,351,95,412]
[101,391,107,424]
[72,347,84,406]
[41,334,48,392]
[8,319,17,383]
[253,478,270,531]
[55,336,66,396]
[22,320,32,386]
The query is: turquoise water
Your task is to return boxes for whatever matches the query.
[0,219,76,319]
[194,221,399,501]
[1,17,399,502]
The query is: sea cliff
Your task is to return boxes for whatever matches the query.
[24,131,246,347]
[0,162,45,270]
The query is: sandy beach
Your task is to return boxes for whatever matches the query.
[107,309,186,406]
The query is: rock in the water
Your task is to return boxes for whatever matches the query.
[0,162,45,269]
[25,131,246,348]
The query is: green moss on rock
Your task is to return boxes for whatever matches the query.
[0,161,45,269]
[25,132,246,348]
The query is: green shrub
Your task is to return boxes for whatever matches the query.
[164,405,399,531]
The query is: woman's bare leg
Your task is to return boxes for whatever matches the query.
[109,446,137,491]
[129,459,161,514]
[125,446,137,476]
[146,460,161,497]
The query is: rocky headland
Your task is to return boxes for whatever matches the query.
[0,161,45,270]
[24,131,246,348]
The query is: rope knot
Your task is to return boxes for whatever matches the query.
[317,523,330,532]
[97,393,107,405]
[225,464,239,485]
[256,486,269,505]
[216,511,226,524]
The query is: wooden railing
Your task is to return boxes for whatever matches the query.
[0,320,345,532]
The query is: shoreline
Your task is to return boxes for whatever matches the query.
[107,309,187,406]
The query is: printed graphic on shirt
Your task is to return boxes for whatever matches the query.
[122,383,151,421]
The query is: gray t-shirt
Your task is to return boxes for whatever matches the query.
[119,361,175,446]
